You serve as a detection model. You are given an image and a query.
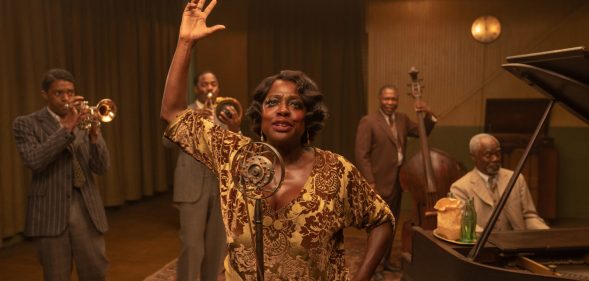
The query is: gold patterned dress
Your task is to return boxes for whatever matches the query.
[164,109,395,281]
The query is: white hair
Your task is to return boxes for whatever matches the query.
[469,133,500,154]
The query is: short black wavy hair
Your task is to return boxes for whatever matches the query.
[378,84,399,96]
[245,70,328,145]
[41,68,75,92]
[193,70,218,86]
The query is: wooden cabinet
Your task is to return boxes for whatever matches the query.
[494,134,558,221]
[485,99,558,221]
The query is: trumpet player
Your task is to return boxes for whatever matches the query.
[163,70,241,281]
[12,68,111,281]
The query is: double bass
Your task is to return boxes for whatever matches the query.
[399,67,466,253]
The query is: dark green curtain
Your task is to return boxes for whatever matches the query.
[247,0,367,160]
[0,0,183,240]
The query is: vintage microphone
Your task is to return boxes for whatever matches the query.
[230,142,285,281]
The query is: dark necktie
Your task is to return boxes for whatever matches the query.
[57,115,86,188]
[70,143,86,188]
[389,115,403,163]
[488,176,499,203]
[487,175,512,230]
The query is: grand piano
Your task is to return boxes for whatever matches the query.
[401,47,589,281]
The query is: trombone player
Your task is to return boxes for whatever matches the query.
[13,68,111,281]
[164,70,241,281]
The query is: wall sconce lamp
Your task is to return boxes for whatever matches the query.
[471,15,502,44]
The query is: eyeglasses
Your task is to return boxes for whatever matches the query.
[51,89,76,97]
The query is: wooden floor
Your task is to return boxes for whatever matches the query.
[7,191,585,281]
[0,192,181,281]
[0,192,405,281]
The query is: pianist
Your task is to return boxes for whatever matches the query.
[450,133,549,232]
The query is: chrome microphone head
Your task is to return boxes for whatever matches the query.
[230,142,284,200]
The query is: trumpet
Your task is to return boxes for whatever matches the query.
[204,92,242,125]
[66,98,117,130]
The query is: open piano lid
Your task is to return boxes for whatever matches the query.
[469,47,589,259]
[402,47,589,281]
[503,46,589,124]
[480,47,589,255]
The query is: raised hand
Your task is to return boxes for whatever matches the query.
[414,99,432,114]
[179,0,225,44]
[161,0,225,123]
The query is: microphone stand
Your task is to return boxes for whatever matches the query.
[231,142,284,281]
[255,199,264,281]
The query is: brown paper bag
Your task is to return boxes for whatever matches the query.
[434,197,463,241]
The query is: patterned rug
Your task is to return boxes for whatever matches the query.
[144,258,179,281]
[143,236,401,281]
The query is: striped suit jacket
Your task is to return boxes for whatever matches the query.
[13,107,110,237]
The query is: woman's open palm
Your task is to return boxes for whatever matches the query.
[179,0,225,42]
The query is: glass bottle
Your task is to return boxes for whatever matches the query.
[460,197,477,243]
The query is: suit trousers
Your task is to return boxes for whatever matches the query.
[381,181,403,221]
[379,180,402,266]
[175,188,226,281]
[35,188,108,281]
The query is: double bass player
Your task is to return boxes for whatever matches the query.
[355,84,437,272]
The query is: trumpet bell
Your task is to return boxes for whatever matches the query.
[94,99,116,123]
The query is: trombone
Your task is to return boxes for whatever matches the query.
[66,98,117,130]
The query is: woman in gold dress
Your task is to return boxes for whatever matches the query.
[160,1,395,280]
